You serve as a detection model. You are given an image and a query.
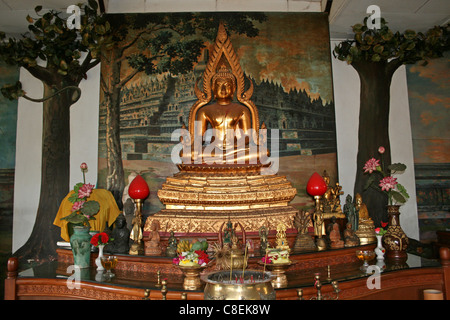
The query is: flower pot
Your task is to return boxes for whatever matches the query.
[383,205,409,261]
[70,226,92,268]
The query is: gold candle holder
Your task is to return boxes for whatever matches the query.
[129,198,144,255]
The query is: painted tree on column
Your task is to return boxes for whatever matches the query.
[0,2,113,262]
[333,17,449,226]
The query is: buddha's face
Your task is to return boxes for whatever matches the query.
[213,77,234,101]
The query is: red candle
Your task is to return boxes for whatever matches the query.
[128,174,150,200]
[306,172,328,197]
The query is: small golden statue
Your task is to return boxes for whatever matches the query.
[259,225,269,256]
[217,220,247,270]
[275,222,290,251]
[321,171,345,219]
[129,212,144,255]
[313,210,327,251]
[354,193,376,244]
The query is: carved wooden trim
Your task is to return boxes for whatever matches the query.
[16,278,145,300]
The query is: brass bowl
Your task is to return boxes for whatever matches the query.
[201,270,276,300]
[257,261,295,288]
[356,250,376,272]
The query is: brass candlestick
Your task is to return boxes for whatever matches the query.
[161,279,168,300]
[310,273,340,300]
[155,270,162,287]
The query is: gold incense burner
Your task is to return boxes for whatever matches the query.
[202,270,276,300]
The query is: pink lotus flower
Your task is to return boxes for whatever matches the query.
[378,146,385,154]
[379,176,398,192]
[78,183,95,199]
[71,200,85,212]
[80,162,88,170]
[363,158,380,173]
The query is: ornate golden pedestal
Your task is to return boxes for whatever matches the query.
[145,164,298,235]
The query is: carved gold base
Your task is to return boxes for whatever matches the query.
[356,221,377,245]
[144,206,298,234]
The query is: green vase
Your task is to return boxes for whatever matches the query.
[70,226,92,268]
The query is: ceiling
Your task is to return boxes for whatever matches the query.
[0,0,448,38]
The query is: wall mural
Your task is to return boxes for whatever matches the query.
[406,51,450,242]
[97,13,338,222]
[0,61,19,267]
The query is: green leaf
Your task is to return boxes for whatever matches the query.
[363,175,377,190]
[391,191,406,204]
[373,44,384,54]
[388,163,407,172]
[352,23,363,33]
[397,183,410,199]
[35,5,43,13]
[81,200,100,215]
[73,182,84,193]
[371,54,381,62]
[404,29,416,40]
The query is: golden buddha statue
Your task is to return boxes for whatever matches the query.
[143,22,298,243]
[354,193,376,244]
[194,64,258,164]
[321,170,345,219]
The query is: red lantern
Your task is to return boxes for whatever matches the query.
[306,172,328,197]
[128,175,150,200]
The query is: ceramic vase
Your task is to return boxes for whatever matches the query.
[95,244,105,271]
[375,235,385,260]
[383,205,409,260]
[70,226,92,268]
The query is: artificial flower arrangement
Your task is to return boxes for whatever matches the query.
[61,163,100,226]
[173,249,210,267]
[90,232,110,247]
[375,221,389,236]
[363,146,410,205]
[261,249,291,264]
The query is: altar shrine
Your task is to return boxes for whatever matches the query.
[5,21,450,302]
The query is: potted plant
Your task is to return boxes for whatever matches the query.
[60,163,100,268]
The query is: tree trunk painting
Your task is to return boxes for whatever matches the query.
[352,60,400,226]
[14,83,73,261]
[334,19,448,227]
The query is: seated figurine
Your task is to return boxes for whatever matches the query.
[105,213,130,254]
[354,193,377,244]
[145,220,162,256]
[165,231,178,257]
[329,221,344,249]
[343,223,360,247]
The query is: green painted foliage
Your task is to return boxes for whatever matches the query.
[333,16,449,66]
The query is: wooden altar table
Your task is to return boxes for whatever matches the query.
[5,246,450,300]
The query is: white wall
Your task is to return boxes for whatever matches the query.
[12,19,420,252]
